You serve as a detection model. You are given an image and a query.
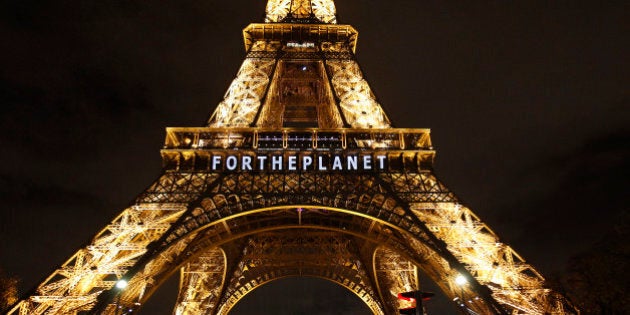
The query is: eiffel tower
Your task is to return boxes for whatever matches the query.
[7,1,577,314]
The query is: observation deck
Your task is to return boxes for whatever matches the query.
[162,127,435,172]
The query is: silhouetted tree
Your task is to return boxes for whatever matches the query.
[552,212,629,314]
[0,267,19,312]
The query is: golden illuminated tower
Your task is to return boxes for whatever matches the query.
[8,1,576,314]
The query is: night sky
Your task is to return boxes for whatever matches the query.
[0,1,628,314]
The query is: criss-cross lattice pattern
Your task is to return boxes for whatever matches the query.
[173,248,226,315]
[7,0,577,313]
[265,0,337,23]
[207,58,276,127]
[8,166,573,314]
[207,232,384,315]
[326,60,391,128]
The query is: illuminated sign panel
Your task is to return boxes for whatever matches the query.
[161,128,435,173]
[287,42,315,48]
[206,153,387,172]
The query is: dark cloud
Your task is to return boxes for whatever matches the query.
[496,129,630,271]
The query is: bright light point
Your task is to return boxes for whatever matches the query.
[116,279,128,289]
[455,274,467,286]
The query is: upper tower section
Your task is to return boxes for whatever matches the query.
[207,0,391,129]
[266,0,337,24]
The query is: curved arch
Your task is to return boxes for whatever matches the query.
[114,205,460,314]
[6,0,576,312]
[209,230,385,315]
[223,275,375,314]
[84,170,517,315]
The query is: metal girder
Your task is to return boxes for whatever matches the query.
[162,127,433,151]
[207,57,277,127]
[325,59,391,128]
[242,24,358,53]
[6,200,190,314]
[265,0,337,24]
[173,247,226,315]
[211,10,387,129]
[373,247,419,314]
[410,203,564,314]
[194,231,385,315]
[82,168,560,314]
[7,0,577,314]
[8,166,574,314]
[171,229,443,315]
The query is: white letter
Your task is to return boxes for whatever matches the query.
[347,156,357,170]
[242,156,252,171]
[288,156,297,170]
[332,156,342,170]
[272,156,283,170]
[212,156,222,170]
[257,156,267,170]
[226,156,238,170]
[302,156,313,170]
[318,156,327,170]
[377,155,386,170]
[363,155,372,170]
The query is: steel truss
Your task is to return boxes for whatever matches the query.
[207,37,388,129]
[8,156,574,314]
[7,1,576,314]
[265,0,337,24]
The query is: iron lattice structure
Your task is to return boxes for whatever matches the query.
[8,1,577,314]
